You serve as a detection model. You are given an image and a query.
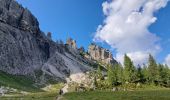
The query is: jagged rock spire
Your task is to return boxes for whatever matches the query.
[66,37,77,49]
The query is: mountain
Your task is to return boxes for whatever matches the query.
[0,0,117,85]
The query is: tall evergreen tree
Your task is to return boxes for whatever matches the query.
[165,64,170,87]
[137,65,144,83]
[107,64,114,87]
[124,54,137,83]
[141,64,149,83]
[148,54,159,84]
[158,64,170,86]
[113,63,124,85]
[117,63,124,84]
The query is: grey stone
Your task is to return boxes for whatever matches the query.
[88,43,117,64]
[0,0,39,33]
[66,38,77,49]
[0,0,116,84]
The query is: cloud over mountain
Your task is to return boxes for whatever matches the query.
[94,0,169,65]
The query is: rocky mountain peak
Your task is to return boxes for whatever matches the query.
[0,0,51,75]
[66,37,77,49]
[0,0,117,85]
[0,0,40,33]
[88,43,115,64]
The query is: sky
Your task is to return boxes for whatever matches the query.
[16,0,170,66]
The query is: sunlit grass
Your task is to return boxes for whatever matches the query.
[0,83,64,100]
[62,89,170,100]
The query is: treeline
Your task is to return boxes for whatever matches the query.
[95,54,170,89]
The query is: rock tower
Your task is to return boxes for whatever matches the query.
[88,43,113,64]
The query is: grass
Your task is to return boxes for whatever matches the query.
[0,71,41,92]
[61,89,170,100]
[0,83,64,100]
[0,71,65,100]
[0,92,58,100]
[2,89,170,100]
[1,71,170,100]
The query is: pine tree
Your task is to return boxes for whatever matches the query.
[158,64,170,86]
[107,64,114,88]
[148,54,159,84]
[117,63,124,84]
[112,63,124,85]
[141,64,149,83]
[137,65,144,83]
[165,64,170,87]
[112,64,119,86]
[124,54,137,83]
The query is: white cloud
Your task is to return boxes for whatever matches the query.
[94,0,169,65]
[165,54,170,67]
[116,52,150,65]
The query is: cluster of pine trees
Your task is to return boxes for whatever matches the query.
[96,54,170,89]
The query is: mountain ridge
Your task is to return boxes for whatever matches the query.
[0,0,117,84]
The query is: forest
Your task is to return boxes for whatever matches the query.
[94,54,170,90]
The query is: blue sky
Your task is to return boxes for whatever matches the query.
[16,0,170,65]
[149,3,170,63]
[16,0,105,48]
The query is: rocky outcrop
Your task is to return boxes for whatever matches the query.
[0,0,93,84]
[0,0,119,86]
[0,0,40,33]
[47,32,52,39]
[66,38,77,49]
[88,43,116,64]
[0,22,47,75]
[0,0,57,75]
[0,0,50,75]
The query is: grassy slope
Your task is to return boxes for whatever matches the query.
[0,85,63,100]
[0,83,64,100]
[0,71,65,100]
[1,71,170,100]
[62,89,170,100]
[0,70,64,100]
[0,71,41,92]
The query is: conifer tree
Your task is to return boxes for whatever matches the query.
[117,63,124,84]
[112,64,119,85]
[137,65,144,83]
[141,64,149,83]
[148,54,159,84]
[112,63,124,85]
[124,54,137,83]
[107,64,114,87]
[158,64,170,86]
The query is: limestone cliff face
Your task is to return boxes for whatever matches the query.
[0,0,39,33]
[0,0,50,75]
[88,43,116,64]
[0,0,93,83]
[0,0,117,84]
